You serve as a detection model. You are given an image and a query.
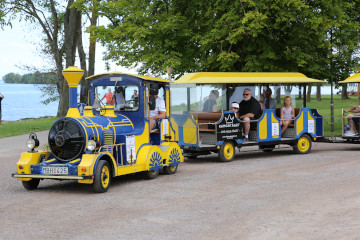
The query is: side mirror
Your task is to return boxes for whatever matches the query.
[149,96,156,110]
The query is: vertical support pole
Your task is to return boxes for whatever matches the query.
[265,84,270,109]
[303,84,306,108]
[330,28,335,133]
[187,87,191,112]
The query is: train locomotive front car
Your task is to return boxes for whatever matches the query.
[12,67,183,193]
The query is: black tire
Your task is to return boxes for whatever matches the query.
[163,165,178,174]
[187,155,197,159]
[93,160,111,193]
[293,134,312,154]
[22,179,40,190]
[218,141,235,162]
[144,169,160,179]
[260,145,275,152]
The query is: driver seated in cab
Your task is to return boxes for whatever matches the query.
[149,83,166,131]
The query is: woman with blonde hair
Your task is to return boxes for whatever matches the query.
[280,96,295,134]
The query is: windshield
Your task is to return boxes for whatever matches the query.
[95,85,139,112]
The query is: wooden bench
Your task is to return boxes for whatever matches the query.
[275,108,300,127]
[190,112,222,132]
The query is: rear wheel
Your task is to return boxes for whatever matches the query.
[163,165,178,174]
[218,141,235,162]
[93,160,111,193]
[293,134,312,154]
[144,169,160,179]
[22,179,40,190]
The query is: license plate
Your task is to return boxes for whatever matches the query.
[41,166,68,175]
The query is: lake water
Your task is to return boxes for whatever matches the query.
[0,80,59,121]
[0,79,350,121]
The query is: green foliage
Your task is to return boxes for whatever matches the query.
[89,0,360,81]
[2,71,57,84]
[3,72,21,83]
[0,117,58,138]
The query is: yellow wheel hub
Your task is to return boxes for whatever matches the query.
[224,143,234,159]
[149,170,157,175]
[297,137,309,152]
[101,166,110,188]
[169,166,177,171]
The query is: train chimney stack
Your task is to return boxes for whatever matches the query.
[62,66,84,118]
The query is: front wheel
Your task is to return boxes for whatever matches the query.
[93,160,111,193]
[22,179,40,190]
[218,141,235,162]
[293,134,312,154]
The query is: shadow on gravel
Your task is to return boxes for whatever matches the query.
[183,147,313,164]
[30,172,156,194]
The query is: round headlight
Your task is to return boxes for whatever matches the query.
[87,140,97,151]
[26,139,36,150]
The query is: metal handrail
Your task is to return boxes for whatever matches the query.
[98,143,125,166]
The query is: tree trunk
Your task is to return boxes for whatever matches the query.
[316,84,321,101]
[342,85,349,100]
[276,87,281,104]
[297,85,302,99]
[56,0,83,116]
[78,31,88,104]
[79,3,98,104]
[306,85,311,102]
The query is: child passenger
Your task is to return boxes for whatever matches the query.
[229,102,239,117]
[280,96,295,134]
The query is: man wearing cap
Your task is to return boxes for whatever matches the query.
[238,88,262,142]
[149,84,166,131]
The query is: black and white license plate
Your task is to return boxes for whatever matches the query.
[41,166,68,175]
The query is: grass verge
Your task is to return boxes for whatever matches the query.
[0,117,58,139]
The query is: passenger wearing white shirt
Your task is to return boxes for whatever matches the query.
[149,84,166,130]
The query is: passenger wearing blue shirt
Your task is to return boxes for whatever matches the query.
[202,90,219,112]
[262,88,276,110]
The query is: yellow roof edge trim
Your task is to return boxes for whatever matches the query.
[86,72,171,83]
[339,73,360,84]
[174,72,326,84]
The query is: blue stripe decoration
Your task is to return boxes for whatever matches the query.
[149,151,162,171]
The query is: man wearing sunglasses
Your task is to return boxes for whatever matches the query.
[238,88,262,142]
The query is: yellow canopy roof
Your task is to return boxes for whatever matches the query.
[339,73,360,83]
[174,72,325,84]
[86,72,171,83]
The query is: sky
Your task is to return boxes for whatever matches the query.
[0,21,136,80]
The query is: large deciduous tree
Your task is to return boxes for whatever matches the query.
[89,0,360,83]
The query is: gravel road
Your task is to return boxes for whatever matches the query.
[1,131,360,240]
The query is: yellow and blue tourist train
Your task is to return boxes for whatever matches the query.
[12,68,360,192]
[12,67,184,193]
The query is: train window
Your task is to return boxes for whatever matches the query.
[94,85,139,112]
